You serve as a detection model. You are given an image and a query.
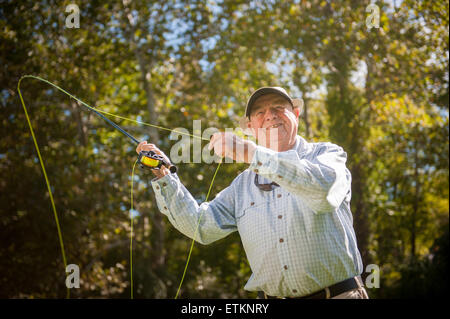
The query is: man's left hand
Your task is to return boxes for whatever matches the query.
[208,132,257,164]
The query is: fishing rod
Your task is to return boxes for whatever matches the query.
[18,75,215,299]
[77,96,177,174]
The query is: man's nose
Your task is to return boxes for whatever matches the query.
[264,108,278,121]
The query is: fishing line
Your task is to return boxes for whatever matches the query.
[18,77,71,299]
[130,159,138,299]
[17,75,221,299]
[174,158,223,299]
[19,75,209,142]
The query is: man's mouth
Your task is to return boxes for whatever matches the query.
[266,123,283,129]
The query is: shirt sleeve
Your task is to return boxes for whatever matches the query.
[151,173,237,245]
[249,143,351,213]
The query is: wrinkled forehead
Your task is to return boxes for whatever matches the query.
[251,93,292,113]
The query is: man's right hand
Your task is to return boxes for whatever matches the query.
[136,141,171,179]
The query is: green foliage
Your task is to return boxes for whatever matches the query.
[0,0,448,298]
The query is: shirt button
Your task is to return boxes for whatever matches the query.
[278,215,282,219]
[279,238,284,243]
[257,161,262,166]
[278,175,283,179]
[277,194,282,198]
[293,289,298,293]
[162,182,167,187]
[254,169,259,173]
[284,265,288,270]
[164,206,167,210]
[156,186,160,190]
[250,202,255,206]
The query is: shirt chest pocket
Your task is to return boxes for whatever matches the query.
[237,190,288,220]
[237,201,266,220]
[236,198,283,233]
[236,199,283,253]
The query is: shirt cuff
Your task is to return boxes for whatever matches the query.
[248,145,278,175]
[151,173,179,215]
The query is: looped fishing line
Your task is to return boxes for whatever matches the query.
[129,159,138,299]
[17,75,222,299]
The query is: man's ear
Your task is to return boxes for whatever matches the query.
[292,98,303,119]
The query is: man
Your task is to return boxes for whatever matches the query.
[136,87,368,299]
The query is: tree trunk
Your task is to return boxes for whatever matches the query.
[351,161,371,268]
[122,1,167,295]
[411,136,420,259]
[133,51,166,273]
[302,98,312,138]
[135,51,159,143]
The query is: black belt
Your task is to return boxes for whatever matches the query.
[259,277,361,299]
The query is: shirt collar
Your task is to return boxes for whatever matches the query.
[291,135,300,150]
[294,135,310,157]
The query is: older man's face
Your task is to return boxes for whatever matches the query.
[247,93,300,151]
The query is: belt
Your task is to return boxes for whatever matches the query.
[259,276,362,299]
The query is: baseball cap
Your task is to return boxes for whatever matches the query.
[239,87,303,135]
[244,87,303,118]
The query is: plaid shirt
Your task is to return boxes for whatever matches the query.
[151,135,363,297]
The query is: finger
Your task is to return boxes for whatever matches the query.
[211,138,224,157]
[140,144,158,152]
[210,136,221,150]
[210,132,223,142]
[143,146,169,162]
[209,133,219,150]
[136,141,147,154]
[208,138,215,151]
[209,134,217,149]
[142,145,158,153]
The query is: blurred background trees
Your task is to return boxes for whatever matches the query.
[0,0,448,298]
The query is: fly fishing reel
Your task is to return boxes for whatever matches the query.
[137,150,177,174]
